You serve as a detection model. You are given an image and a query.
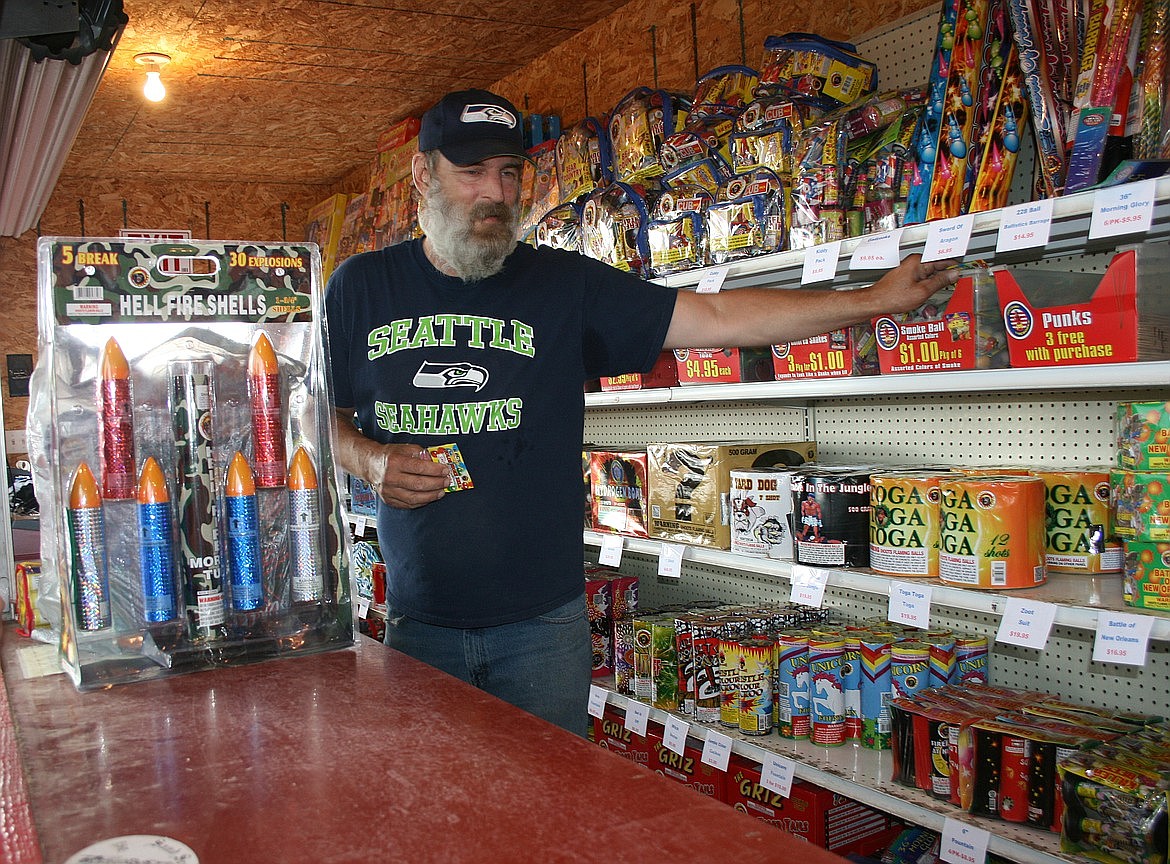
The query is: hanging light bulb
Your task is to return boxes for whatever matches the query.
[134,53,171,103]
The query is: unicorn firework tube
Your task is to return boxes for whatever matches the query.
[99,337,136,500]
[170,359,226,642]
[248,332,286,489]
[287,446,324,604]
[225,452,264,613]
[136,456,177,624]
[68,462,112,631]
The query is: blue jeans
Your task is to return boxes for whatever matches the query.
[383,593,592,736]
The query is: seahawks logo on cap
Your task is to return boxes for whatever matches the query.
[461,104,517,128]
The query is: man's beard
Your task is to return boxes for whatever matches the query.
[418,178,520,282]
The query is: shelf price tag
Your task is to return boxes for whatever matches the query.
[658,543,685,579]
[995,198,1053,252]
[887,581,932,629]
[701,729,733,772]
[922,214,974,262]
[598,533,624,567]
[1089,178,1155,239]
[624,699,650,737]
[760,753,795,798]
[357,595,371,618]
[995,597,1057,649]
[801,240,841,284]
[1093,612,1154,666]
[587,685,608,719]
[941,817,990,864]
[790,564,828,608]
[849,228,903,270]
[664,715,690,756]
[696,265,730,294]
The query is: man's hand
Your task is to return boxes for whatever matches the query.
[861,253,962,316]
[333,409,450,509]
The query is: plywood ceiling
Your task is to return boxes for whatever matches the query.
[60,0,633,189]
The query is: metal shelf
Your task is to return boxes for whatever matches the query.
[584,532,1170,642]
[586,361,1170,406]
[597,687,1083,864]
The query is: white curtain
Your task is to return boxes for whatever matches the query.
[0,36,117,237]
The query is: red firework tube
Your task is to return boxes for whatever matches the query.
[248,332,286,488]
[99,337,136,500]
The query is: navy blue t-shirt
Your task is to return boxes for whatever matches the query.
[325,239,677,627]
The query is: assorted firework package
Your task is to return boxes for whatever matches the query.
[29,238,354,689]
[1115,399,1170,609]
[889,682,1168,851]
[583,563,639,684]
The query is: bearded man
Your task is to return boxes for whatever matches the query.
[325,89,957,734]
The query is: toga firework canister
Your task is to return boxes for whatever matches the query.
[170,359,227,642]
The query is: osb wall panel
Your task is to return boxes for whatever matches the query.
[0,177,328,448]
[496,0,940,122]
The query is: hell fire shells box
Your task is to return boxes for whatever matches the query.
[31,237,354,690]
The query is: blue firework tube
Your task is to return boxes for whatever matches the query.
[225,451,264,612]
[68,462,112,631]
[137,456,177,623]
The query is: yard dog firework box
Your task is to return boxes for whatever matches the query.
[997,246,1170,369]
[648,440,816,549]
[30,238,353,689]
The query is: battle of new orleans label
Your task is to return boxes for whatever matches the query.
[49,240,317,325]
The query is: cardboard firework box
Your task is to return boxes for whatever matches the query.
[588,448,650,537]
[873,268,1008,373]
[592,705,652,768]
[648,440,817,549]
[771,324,878,379]
[726,756,903,855]
[31,237,354,689]
[599,350,679,391]
[997,246,1170,368]
[646,725,726,801]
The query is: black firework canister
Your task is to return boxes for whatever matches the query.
[791,466,874,567]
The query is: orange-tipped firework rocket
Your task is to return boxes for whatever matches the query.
[287,446,323,604]
[137,456,177,624]
[99,338,136,500]
[248,332,286,489]
[225,451,264,612]
[68,462,112,631]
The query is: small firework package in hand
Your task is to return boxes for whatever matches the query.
[647,185,714,277]
[706,169,786,264]
[580,181,653,276]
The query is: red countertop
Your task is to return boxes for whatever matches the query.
[0,626,849,864]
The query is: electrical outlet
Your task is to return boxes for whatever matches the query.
[5,429,26,453]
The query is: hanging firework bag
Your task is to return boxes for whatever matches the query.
[789,115,848,250]
[756,32,878,112]
[609,87,690,185]
[555,116,614,204]
[526,200,584,253]
[28,238,354,690]
[580,181,654,276]
[646,185,715,278]
[705,168,787,264]
[660,119,734,195]
[729,96,821,177]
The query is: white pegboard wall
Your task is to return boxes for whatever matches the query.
[584,400,810,447]
[596,551,1170,715]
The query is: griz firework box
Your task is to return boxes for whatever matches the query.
[31,238,353,689]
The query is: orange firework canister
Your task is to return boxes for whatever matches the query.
[1032,469,1122,574]
[939,476,1047,589]
[869,471,947,576]
[718,637,743,728]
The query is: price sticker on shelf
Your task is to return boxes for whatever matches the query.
[922,214,974,262]
[995,597,1057,649]
[887,581,932,629]
[941,817,990,864]
[587,685,608,719]
[664,714,690,756]
[624,699,650,737]
[1092,612,1154,666]
[760,753,796,798]
[848,228,903,269]
[598,533,624,567]
[658,543,685,579]
[1089,178,1155,239]
[801,240,841,284]
[696,265,730,294]
[701,729,733,772]
[995,198,1053,252]
[790,564,828,608]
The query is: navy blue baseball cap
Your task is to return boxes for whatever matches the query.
[418,89,528,165]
